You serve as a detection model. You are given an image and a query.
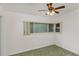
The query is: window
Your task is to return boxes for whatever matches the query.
[30,22,33,33]
[55,23,61,32]
[24,22,30,35]
[49,24,54,32]
[24,22,61,35]
[30,23,48,33]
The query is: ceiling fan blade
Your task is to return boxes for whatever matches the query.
[54,10,59,14]
[38,10,48,11]
[55,5,65,10]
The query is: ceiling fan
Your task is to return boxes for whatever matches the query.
[38,3,65,16]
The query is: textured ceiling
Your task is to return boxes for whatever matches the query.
[0,3,79,17]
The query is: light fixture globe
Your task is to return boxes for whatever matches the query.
[46,11,55,16]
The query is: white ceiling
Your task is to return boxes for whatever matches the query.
[0,3,79,17]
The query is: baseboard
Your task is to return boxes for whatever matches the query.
[55,44,79,55]
[8,43,79,56]
[9,43,55,56]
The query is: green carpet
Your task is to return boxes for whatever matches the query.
[12,45,78,56]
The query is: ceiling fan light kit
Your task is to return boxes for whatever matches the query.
[46,11,55,16]
[39,3,65,16]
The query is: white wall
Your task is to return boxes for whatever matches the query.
[0,17,1,55]
[0,7,3,56]
[55,9,79,55]
[2,7,79,56]
[0,10,60,56]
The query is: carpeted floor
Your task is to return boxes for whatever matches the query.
[12,45,78,56]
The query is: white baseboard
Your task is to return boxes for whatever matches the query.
[8,43,55,56]
[8,43,79,56]
[56,44,79,55]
